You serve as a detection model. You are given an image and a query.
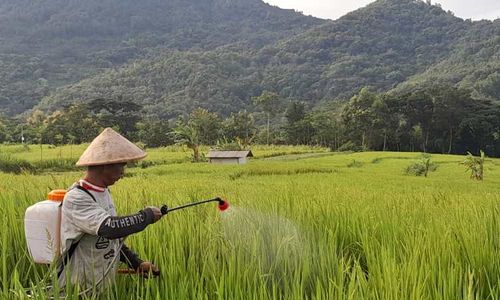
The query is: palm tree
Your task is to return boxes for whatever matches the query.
[173,123,201,162]
[462,151,485,180]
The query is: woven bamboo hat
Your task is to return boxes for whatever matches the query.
[76,128,147,167]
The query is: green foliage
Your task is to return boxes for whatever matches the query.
[222,110,256,148]
[0,0,498,126]
[405,154,438,177]
[337,141,362,152]
[172,123,201,162]
[462,151,485,180]
[341,88,382,150]
[0,116,10,143]
[283,102,313,145]
[41,98,144,145]
[478,72,500,100]
[347,160,364,168]
[396,22,500,101]
[3,83,500,159]
[0,0,321,115]
[340,84,500,157]
[186,108,222,145]
[31,0,500,119]
[252,91,283,119]
[252,91,283,145]
[32,158,78,172]
[308,111,340,149]
[0,154,77,174]
[0,153,34,174]
[135,119,173,148]
[0,0,498,159]
[173,108,221,162]
[87,98,142,138]
[214,141,245,151]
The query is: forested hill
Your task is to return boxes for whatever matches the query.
[0,0,322,114]
[2,0,499,118]
[394,19,500,99]
[37,0,500,118]
[0,0,320,54]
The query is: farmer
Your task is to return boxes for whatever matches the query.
[58,128,163,293]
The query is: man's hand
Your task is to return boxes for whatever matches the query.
[137,261,160,278]
[146,206,163,223]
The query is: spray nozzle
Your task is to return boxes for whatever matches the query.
[218,199,229,211]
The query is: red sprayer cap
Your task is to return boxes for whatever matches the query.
[218,200,229,212]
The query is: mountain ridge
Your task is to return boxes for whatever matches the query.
[0,0,322,115]
[1,0,499,117]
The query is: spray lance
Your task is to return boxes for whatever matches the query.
[161,197,230,214]
[117,196,230,275]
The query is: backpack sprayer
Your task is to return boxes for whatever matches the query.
[24,190,230,297]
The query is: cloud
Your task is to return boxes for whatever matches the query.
[264,0,500,20]
[264,0,373,19]
[435,0,500,20]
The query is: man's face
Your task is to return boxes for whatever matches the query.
[101,163,126,186]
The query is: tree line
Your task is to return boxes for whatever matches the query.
[1,83,499,158]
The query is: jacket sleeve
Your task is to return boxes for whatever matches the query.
[97,208,155,240]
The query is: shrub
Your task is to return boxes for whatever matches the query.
[405,154,437,177]
[461,151,485,180]
[134,160,156,169]
[229,167,336,180]
[337,141,362,152]
[135,142,147,150]
[214,139,245,151]
[32,158,78,172]
[347,160,363,168]
[0,153,35,174]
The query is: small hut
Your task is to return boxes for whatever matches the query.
[206,150,253,165]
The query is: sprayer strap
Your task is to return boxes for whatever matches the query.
[57,185,97,278]
[74,185,98,203]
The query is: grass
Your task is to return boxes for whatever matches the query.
[0,144,327,173]
[0,148,499,299]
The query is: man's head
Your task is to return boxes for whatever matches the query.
[76,128,146,185]
[87,163,126,187]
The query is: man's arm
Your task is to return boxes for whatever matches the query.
[65,188,162,244]
[120,244,143,270]
[120,244,161,277]
[97,208,158,240]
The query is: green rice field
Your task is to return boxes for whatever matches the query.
[0,146,499,299]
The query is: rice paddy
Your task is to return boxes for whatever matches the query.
[0,146,499,299]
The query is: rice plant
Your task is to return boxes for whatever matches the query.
[0,149,499,299]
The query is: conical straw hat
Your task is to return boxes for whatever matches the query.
[76,128,147,167]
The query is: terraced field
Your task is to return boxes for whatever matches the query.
[0,147,499,299]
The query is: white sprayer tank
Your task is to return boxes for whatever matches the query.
[24,190,66,264]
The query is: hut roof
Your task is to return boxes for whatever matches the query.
[206,150,253,158]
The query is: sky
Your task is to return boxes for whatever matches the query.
[264,0,500,21]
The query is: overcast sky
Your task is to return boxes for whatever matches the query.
[264,0,500,21]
